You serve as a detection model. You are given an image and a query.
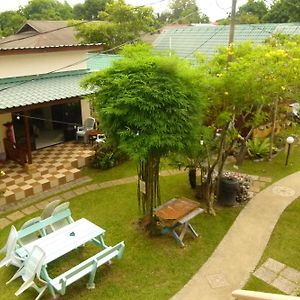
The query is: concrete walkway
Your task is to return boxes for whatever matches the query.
[172,172,300,300]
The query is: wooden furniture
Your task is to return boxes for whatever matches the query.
[86,130,103,145]
[3,138,28,166]
[16,218,125,298]
[154,197,204,247]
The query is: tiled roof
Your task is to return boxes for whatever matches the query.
[0,20,103,50]
[0,70,91,110]
[153,23,300,59]
[87,53,122,71]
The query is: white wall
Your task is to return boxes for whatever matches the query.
[0,50,87,78]
[80,99,91,125]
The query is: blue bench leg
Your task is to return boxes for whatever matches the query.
[171,229,185,247]
[87,260,97,289]
[188,223,199,238]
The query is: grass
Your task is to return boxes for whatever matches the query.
[81,158,176,183]
[244,197,300,295]
[226,138,300,183]
[0,174,241,300]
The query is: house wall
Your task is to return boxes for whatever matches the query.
[0,50,87,78]
[0,113,12,159]
[80,99,91,125]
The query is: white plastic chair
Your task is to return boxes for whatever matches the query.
[18,217,42,247]
[0,225,23,269]
[6,245,47,300]
[50,202,74,232]
[95,133,106,144]
[76,117,95,143]
[40,199,61,220]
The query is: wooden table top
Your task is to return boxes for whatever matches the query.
[154,197,200,222]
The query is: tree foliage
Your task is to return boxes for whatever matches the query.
[0,11,25,37]
[159,0,209,24]
[75,0,159,49]
[82,44,204,219]
[218,0,300,24]
[20,0,74,20]
[73,0,112,20]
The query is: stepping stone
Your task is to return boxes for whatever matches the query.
[21,205,39,215]
[253,266,277,284]
[61,190,76,200]
[281,267,300,284]
[259,176,272,183]
[264,258,286,273]
[73,187,88,196]
[6,210,25,222]
[86,183,100,191]
[0,217,11,229]
[272,276,298,294]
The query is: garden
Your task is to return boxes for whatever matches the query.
[1,34,300,299]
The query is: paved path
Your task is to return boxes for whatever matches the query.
[172,171,300,300]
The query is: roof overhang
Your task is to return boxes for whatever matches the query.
[0,44,104,56]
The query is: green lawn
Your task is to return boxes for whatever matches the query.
[226,139,300,182]
[244,197,300,295]
[0,174,241,300]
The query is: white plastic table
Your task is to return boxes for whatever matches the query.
[17,218,107,298]
[19,218,106,264]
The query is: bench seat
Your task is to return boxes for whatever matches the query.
[49,241,125,295]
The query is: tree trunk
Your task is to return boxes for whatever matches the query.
[188,168,197,189]
[137,155,161,223]
[269,98,278,160]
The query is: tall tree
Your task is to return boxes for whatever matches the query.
[168,0,209,24]
[0,11,26,37]
[75,0,159,49]
[82,44,204,224]
[236,0,268,22]
[73,0,112,20]
[263,0,300,23]
[20,0,73,20]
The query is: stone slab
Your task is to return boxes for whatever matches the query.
[253,266,277,284]
[6,210,25,222]
[281,267,300,284]
[272,275,297,294]
[264,258,286,273]
[60,190,76,200]
[86,184,100,192]
[21,205,39,215]
[259,176,272,183]
[35,200,50,210]
[0,217,11,229]
[73,187,88,196]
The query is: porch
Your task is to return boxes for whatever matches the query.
[0,142,94,204]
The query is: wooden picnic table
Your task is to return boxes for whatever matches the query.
[154,197,204,247]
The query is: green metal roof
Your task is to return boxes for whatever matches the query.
[153,23,300,59]
[0,70,91,110]
[87,53,122,71]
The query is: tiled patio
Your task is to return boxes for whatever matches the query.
[0,142,94,204]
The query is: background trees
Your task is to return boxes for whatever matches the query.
[158,0,209,24]
[75,0,159,49]
[82,44,204,222]
[73,0,112,20]
[0,11,25,37]
[20,0,74,20]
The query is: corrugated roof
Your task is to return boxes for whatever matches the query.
[153,23,300,59]
[0,70,91,110]
[0,20,103,50]
[87,53,122,71]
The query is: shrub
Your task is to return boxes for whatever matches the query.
[246,138,270,159]
[92,142,127,170]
